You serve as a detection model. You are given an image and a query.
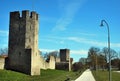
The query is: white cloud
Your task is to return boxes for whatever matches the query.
[59,40,65,44]
[77,32,97,36]
[41,16,57,23]
[67,36,107,46]
[111,43,120,48]
[0,30,8,48]
[40,49,58,53]
[53,0,86,31]
[67,36,85,42]
[40,36,120,49]
[40,36,65,45]
[40,48,88,55]
[67,36,120,48]
[0,30,8,36]
[71,50,88,55]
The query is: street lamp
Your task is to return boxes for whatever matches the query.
[100,20,111,81]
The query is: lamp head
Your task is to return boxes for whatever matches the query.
[100,23,104,27]
[100,20,104,27]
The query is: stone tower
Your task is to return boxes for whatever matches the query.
[60,49,70,62]
[7,10,40,75]
[56,49,71,71]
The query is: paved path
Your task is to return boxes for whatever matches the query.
[114,71,120,73]
[75,69,96,81]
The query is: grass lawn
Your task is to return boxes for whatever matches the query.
[0,69,83,81]
[92,70,120,81]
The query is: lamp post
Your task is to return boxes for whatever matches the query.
[100,20,111,81]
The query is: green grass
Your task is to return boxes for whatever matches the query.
[92,70,120,81]
[0,69,83,81]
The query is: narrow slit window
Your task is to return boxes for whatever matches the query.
[19,52,21,56]
[29,38,31,42]
[30,25,32,30]
[19,25,20,31]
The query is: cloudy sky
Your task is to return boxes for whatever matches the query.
[0,0,120,62]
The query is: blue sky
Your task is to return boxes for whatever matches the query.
[0,0,120,62]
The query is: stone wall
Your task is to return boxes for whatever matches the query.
[60,49,70,62]
[7,10,40,75]
[40,55,55,69]
[55,49,72,71]
[55,57,60,62]
[3,54,55,71]
[55,62,69,70]
[0,58,5,69]
[49,56,55,69]
[3,10,72,75]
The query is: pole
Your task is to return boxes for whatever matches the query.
[100,20,111,81]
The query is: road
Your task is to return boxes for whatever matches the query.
[75,69,96,81]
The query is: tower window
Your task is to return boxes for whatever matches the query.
[19,25,21,31]
[29,38,31,42]
[30,25,32,30]
[19,52,21,56]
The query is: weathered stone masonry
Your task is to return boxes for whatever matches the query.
[7,10,40,75]
[56,49,72,71]
[2,10,72,76]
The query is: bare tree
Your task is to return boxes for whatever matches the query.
[102,47,117,63]
[49,51,59,58]
[72,62,83,71]
[41,51,59,62]
[0,48,8,55]
[102,47,109,63]
[118,51,120,59]
[97,54,106,70]
[88,47,100,70]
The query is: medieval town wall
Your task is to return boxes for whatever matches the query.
[2,54,55,71]
[39,55,55,70]
[7,10,40,75]
[0,58,5,69]
[55,49,72,71]
[3,10,72,76]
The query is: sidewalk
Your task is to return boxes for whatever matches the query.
[75,69,96,81]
